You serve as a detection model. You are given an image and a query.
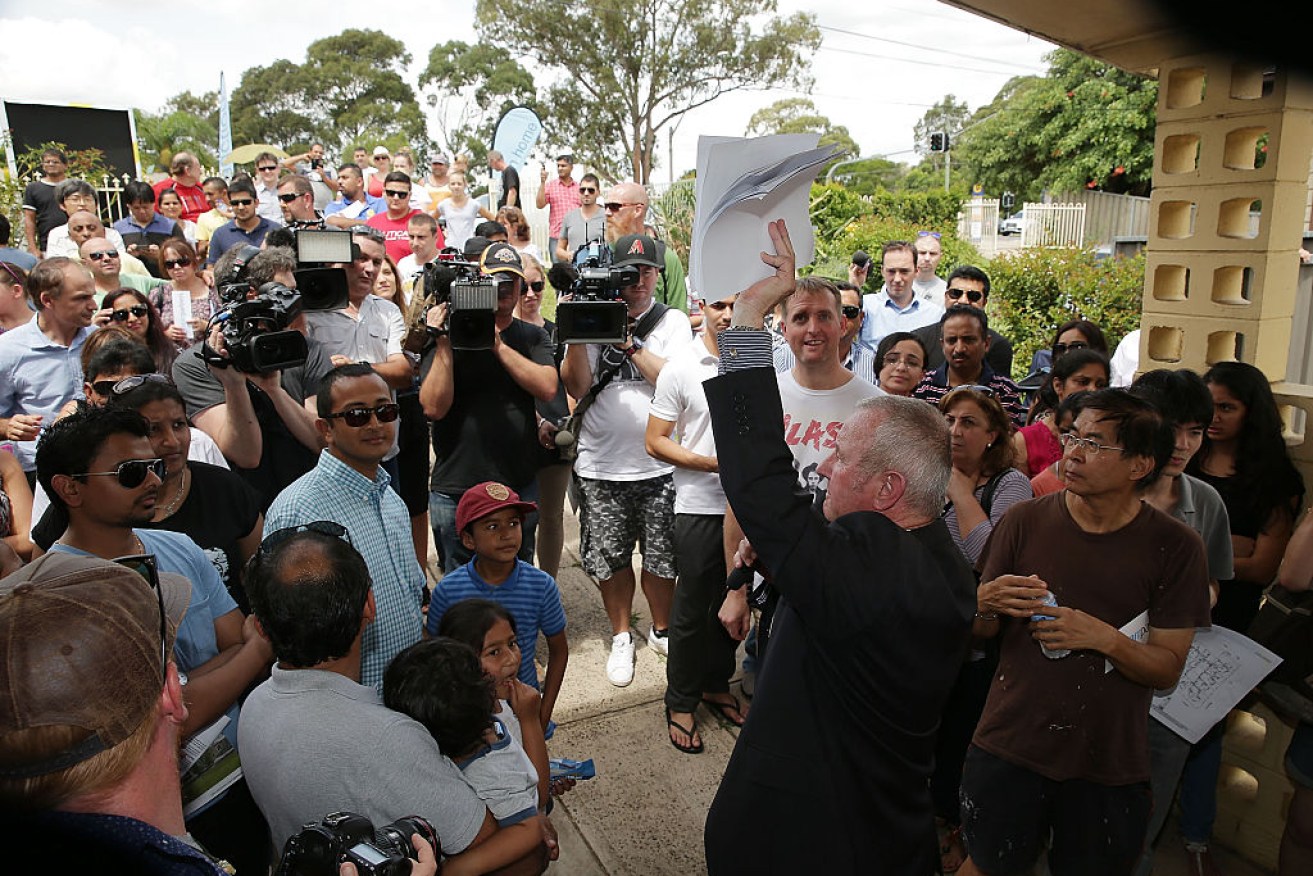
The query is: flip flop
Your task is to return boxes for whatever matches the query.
[665,706,704,754]
[701,695,747,727]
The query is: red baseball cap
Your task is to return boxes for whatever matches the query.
[456,482,538,533]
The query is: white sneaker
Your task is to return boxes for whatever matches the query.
[646,625,670,657]
[606,632,635,686]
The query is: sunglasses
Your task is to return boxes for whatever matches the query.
[917,230,942,239]
[604,202,641,212]
[112,554,168,681]
[947,384,996,398]
[229,198,254,206]
[324,402,401,427]
[110,305,149,322]
[277,192,302,203]
[1053,341,1090,356]
[374,155,390,161]
[841,305,861,319]
[579,187,597,194]
[72,457,166,489]
[163,257,193,269]
[527,280,545,294]
[258,165,278,172]
[946,288,985,304]
[91,373,171,398]
[259,520,352,558]
[383,189,410,198]
[87,250,119,261]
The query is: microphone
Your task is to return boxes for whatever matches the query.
[547,261,578,292]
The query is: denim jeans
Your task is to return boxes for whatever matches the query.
[430,478,539,573]
[1177,721,1225,844]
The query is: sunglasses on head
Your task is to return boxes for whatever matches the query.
[110,305,149,322]
[259,520,352,558]
[947,384,996,399]
[946,288,984,304]
[917,230,942,239]
[111,553,168,681]
[324,402,401,427]
[841,305,861,319]
[163,257,192,269]
[72,457,166,489]
[87,250,119,261]
[229,198,254,206]
[91,373,172,398]
[277,192,302,203]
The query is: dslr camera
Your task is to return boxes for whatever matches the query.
[416,247,500,351]
[277,811,438,876]
[553,241,637,345]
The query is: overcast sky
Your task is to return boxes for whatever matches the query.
[0,0,1055,179]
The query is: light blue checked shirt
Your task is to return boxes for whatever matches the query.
[264,450,425,690]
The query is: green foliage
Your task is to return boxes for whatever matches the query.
[828,156,903,195]
[135,103,218,173]
[0,140,113,250]
[984,247,1145,379]
[473,0,821,182]
[745,98,860,176]
[651,181,696,267]
[232,30,426,154]
[420,41,538,158]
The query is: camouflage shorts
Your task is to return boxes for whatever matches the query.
[575,474,677,581]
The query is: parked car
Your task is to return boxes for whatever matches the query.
[999,211,1024,235]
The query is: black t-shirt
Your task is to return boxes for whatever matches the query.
[499,166,521,209]
[22,180,64,250]
[422,318,555,495]
[172,341,333,511]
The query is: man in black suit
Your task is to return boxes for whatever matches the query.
[702,220,977,874]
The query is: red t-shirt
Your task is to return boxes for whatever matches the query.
[366,210,420,263]
[152,179,208,223]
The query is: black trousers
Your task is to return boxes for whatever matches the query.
[664,513,739,713]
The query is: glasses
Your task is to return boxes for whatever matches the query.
[947,287,985,304]
[163,257,193,269]
[383,189,410,199]
[110,305,149,322]
[277,192,302,203]
[373,155,390,161]
[527,280,545,293]
[1059,433,1125,456]
[947,384,996,398]
[259,520,352,558]
[1053,341,1089,356]
[112,554,168,681]
[87,250,119,261]
[841,305,861,319]
[881,354,924,369]
[604,202,641,212]
[324,402,401,427]
[72,457,166,489]
[229,198,254,207]
[579,186,597,194]
[917,230,942,239]
[91,373,171,398]
[258,165,278,172]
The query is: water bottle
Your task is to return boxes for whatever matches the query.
[1031,591,1071,659]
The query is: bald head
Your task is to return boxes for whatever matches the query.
[79,237,121,280]
[605,182,649,235]
[66,211,106,246]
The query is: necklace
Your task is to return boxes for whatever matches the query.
[158,466,189,519]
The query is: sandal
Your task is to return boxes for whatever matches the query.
[701,694,747,727]
[665,706,703,754]
[937,818,966,874]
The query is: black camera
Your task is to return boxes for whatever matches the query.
[553,242,636,345]
[277,811,438,876]
[209,281,307,374]
[272,224,353,313]
[419,249,500,351]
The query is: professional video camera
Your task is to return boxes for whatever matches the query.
[267,221,353,313]
[549,241,637,345]
[277,811,438,876]
[407,246,500,351]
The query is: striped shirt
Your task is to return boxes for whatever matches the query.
[911,361,1027,427]
[264,450,425,690]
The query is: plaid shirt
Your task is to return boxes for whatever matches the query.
[264,450,425,689]
[541,177,582,236]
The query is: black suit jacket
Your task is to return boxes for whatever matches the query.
[914,322,1015,377]
[703,366,976,875]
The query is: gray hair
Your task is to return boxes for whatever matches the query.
[852,395,950,519]
[247,246,297,287]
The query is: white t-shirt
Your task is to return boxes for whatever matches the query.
[777,369,883,501]
[574,303,692,482]
[913,275,947,302]
[1110,328,1140,387]
[648,338,723,514]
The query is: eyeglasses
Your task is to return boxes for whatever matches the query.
[579,187,597,194]
[881,354,924,369]
[87,250,119,261]
[1059,433,1125,457]
[917,230,942,239]
[947,384,996,398]
[258,165,278,172]
[324,402,401,427]
[110,305,149,322]
[841,305,861,319]
[112,554,168,682]
[229,198,254,207]
[528,280,545,293]
[259,520,352,558]
[604,202,641,212]
[72,457,166,489]
[1053,341,1089,356]
[384,189,410,199]
[947,287,985,304]
[277,192,302,203]
[163,257,193,269]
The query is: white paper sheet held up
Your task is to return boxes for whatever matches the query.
[1150,625,1282,744]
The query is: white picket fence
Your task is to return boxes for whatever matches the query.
[1020,202,1086,248]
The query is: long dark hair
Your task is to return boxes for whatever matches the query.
[102,288,176,372]
[1188,361,1304,521]
[437,598,518,657]
[1028,348,1111,424]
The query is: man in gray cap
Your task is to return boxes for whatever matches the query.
[0,552,225,872]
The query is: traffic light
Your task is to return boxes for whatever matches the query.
[1001,191,1015,211]
[929,131,949,153]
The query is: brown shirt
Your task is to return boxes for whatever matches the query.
[974,492,1210,784]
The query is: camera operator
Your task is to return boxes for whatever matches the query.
[172,245,332,510]
[559,234,692,686]
[419,241,559,571]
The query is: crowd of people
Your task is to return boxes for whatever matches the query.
[0,145,1311,876]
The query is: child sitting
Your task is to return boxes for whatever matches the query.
[427,482,569,730]
[384,637,541,826]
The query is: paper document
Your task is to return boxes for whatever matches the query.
[180,715,243,817]
[171,289,193,331]
[690,134,841,301]
[1150,625,1283,744]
